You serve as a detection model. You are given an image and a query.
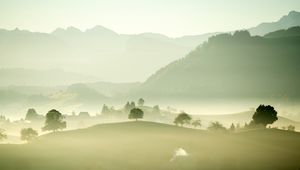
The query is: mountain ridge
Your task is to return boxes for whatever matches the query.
[1,11,300,82]
[135,29,300,100]
[249,10,300,35]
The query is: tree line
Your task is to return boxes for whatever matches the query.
[0,103,297,143]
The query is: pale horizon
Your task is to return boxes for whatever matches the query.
[1,0,300,37]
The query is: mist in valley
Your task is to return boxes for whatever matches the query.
[1,1,300,170]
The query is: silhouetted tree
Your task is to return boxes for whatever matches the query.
[42,109,66,132]
[207,121,226,132]
[20,128,38,142]
[25,108,39,121]
[0,129,7,141]
[130,101,136,108]
[252,105,278,127]
[138,98,145,107]
[0,115,9,123]
[229,123,235,132]
[101,104,109,115]
[192,119,201,128]
[174,113,192,127]
[287,125,295,131]
[152,105,160,114]
[124,101,136,113]
[129,108,144,121]
[124,102,131,113]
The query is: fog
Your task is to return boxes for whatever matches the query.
[0,4,300,170]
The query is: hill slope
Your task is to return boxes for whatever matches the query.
[0,121,300,170]
[136,30,300,100]
[264,26,300,38]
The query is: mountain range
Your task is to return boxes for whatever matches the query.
[0,26,209,83]
[2,26,300,118]
[1,11,300,119]
[1,11,300,84]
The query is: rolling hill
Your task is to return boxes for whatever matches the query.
[0,121,300,170]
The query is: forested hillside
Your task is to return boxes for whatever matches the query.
[137,29,300,100]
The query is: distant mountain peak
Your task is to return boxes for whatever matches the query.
[85,25,117,35]
[288,10,300,17]
[280,10,300,21]
[11,27,30,33]
[66,26,82,32]
[138,32,171,40]
[52,26,82,35]
[249,10,300,36]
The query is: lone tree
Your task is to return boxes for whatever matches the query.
[174,112,192,127]
[192,119,202,128]
[138,98,145,107]
[42,109,66,132]
[20,128,38,142]
[25,108,39,121]
[252,105,278,127]
[129,108,144,121]
[0,129,7,141]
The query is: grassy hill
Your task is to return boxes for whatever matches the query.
[0,121,300,170]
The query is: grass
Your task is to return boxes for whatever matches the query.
[0,121,299,170]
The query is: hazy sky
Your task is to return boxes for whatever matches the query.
[1,0,300,37]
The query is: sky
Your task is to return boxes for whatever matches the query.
[0,0,300,37]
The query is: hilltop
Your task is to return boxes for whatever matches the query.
[0,121,300,170]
